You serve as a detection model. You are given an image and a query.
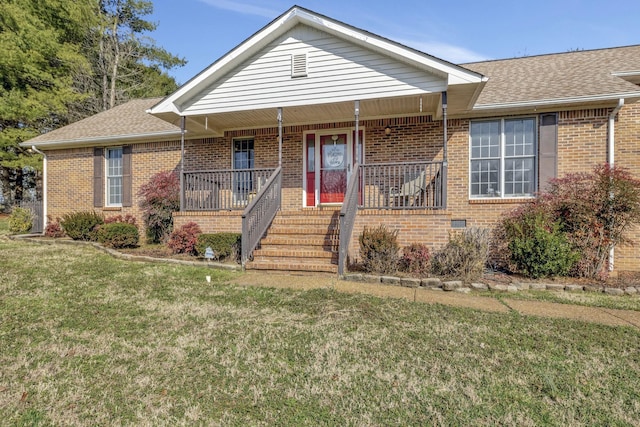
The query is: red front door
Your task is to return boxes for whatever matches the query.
[320,134,347,203]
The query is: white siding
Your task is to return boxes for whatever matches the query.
[182,25,446,114]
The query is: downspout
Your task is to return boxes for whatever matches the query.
[180,116,185,212]
[441,91,448,209]
[31,146,47,232]
[607,98,624,272]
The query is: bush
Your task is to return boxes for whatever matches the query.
[96,222,139,248]
[496,164,640,279]
[104,214,136,225]
[168,222,202,255]
[359,225,399,274]
[196,233,242,261]
[431,227,489,282]
[138,171,180,244]
[399,243,431,276]
[61,211,104,241]
[8,207,33,234]
[503,210,578,278]
[44,216,65,238]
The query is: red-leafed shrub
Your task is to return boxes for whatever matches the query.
[399,243,431,276]
[497,164,640,279]
[44,216,65,238]
[138,171,180,243]
[167,222,202,255]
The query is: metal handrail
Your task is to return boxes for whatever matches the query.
[338,163,360,276]
[241,166,282,268]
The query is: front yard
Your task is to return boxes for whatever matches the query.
[1,229,640,425]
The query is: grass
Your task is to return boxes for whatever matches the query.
[1,232,640,425]
[490,288,640,312]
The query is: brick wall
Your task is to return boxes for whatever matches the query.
[45,140,182,226]
[44,105,640,273]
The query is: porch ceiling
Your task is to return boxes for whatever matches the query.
[181,94,444,136]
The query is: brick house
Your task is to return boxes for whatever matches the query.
[24,6,640,274]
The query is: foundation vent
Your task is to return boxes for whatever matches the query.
[451,219,467,229]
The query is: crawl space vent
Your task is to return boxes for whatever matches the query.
[451,219,467,229]
[291,53,308,78]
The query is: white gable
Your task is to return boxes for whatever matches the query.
[150,6,485,119]
[181,25,448,115]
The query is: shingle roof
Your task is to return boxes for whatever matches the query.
[25,98,180,147]
[464,45,640,107]
[25,46,640,149]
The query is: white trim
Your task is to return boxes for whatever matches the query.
[149,6,483,116]
[23,131,183,150]
[302,127,365,207]
[473,93,640,111]
[469,116,538,200]
[105,147,124,207]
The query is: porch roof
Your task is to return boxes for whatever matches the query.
[148,6,486,135]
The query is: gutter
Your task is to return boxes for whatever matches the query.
[473,92,640,111]
[21,130,183,150]
[30,146,47,233]
[608,98,625,272]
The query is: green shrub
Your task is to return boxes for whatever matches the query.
[359,225,399,274]
[196,233,241,261]
[399,243,431,276]
[61,211,104,241]
[96,222,139,248]
[168,222,202,255]
[8,207,33,234]
[503,210,578,279]
[431,227,489,282]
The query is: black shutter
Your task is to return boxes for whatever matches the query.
[93,148,104,207]
[539,113,558,192]
[122,146,132,207]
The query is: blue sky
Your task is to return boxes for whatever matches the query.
[150,0,640,85]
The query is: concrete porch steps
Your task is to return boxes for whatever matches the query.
[246,210,340,273]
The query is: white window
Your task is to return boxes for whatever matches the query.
[470,118,536,198]
[106,147,123,206]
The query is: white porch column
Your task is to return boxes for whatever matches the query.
[180,116,185,212]
[354,100,360,164]
[277,107,283,167]
[441,91,448,208]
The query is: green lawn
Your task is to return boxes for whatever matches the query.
[1,233,640,425]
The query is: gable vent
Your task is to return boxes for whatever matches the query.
[291,53,308,78]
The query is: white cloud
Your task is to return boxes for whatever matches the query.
[197,0,279,18]
[396,39,490,64]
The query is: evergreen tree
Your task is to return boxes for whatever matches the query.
[0,0,185,205]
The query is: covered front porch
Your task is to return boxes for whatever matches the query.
[148,6,486,273]
[172,97,452,274]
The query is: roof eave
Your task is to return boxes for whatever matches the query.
[472,92,640,111]
[21,130,183,150]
